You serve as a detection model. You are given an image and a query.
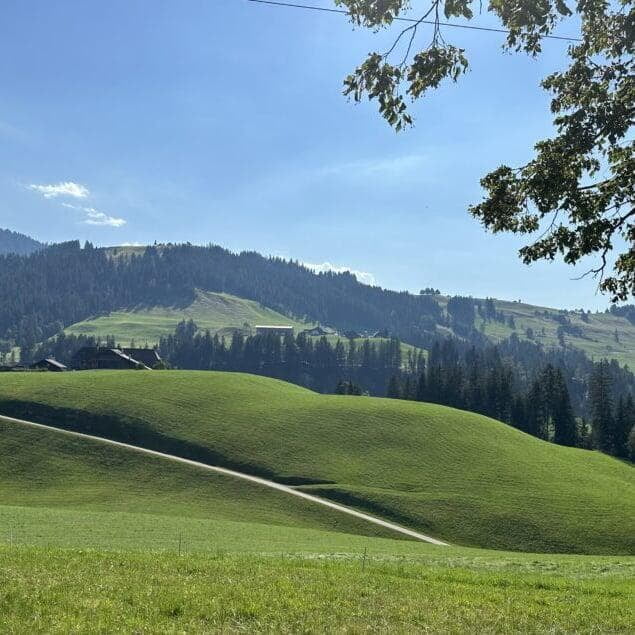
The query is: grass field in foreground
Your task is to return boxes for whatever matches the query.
[64,289,313,346]
[1,398,632,632]
[1,546,632,633]
[0,371,632,554]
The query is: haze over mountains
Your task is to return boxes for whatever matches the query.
[0,228,42,256]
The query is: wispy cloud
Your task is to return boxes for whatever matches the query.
[29,181,89,199]
[62,203,126,227]
[84,208,127,227]
[302,261,376,286]
[320,154,428,180]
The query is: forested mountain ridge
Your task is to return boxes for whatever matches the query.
[0,241,444,350]
[0,228,42,256]
[1,240,634,366]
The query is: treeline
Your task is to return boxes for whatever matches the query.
[0,228,42,256]
[0,241,443,350]
[386,342,634,459]
[159,320,417,395]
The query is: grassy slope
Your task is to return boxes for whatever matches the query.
[437,295,635,369]
[0,371,632,554]
[1,389,632,631]
[2,547,632,633]
[0,417,395,541]
[64,286,635,370]
[64,290,313,346]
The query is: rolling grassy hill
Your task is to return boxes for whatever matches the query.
[0,371,632,555]
[0,417,396,542]
[1,376,633,631]
[62,289,423,363]
[64,289,314,346]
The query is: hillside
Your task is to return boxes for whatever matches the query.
[0,416,398,541]
[65,289,314,346]
[0,228,42,256]
[476,298,635,369]
[0,371,632,554]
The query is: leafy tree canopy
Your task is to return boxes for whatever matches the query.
[337,0,634,300]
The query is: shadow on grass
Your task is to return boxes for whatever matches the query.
[0,400,333,487]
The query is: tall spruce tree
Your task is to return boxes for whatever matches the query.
[386,375,402,399]
[551,368,578,447]
[589,361,615,454]
[614,395,635,460]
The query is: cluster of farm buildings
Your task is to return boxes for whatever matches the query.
[2,347,162,373]
[1,324,391,373]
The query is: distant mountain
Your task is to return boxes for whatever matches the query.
[1,241,633,360]
[0,228,42,256]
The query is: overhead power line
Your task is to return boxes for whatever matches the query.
[245,0,581,42]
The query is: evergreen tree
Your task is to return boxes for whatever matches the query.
[590,361,615,454]
[415,371,427,402]
[551,369,578,447]
[614,395,635,460]
[386,375,401,399]
[335,380,347,395]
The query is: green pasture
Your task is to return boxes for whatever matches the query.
[0,371,632,554]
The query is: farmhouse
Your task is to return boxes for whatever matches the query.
[122,348,161,368]
[255,325,294,337]
[301,325,337,337]
[71,347,159,371]
[30,358,67,372]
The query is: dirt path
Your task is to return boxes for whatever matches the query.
[0,414,448,546]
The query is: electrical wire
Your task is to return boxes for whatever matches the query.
[245,0,581,42]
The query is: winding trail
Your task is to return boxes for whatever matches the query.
[0,414,448,546]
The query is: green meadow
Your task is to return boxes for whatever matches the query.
[0,371,632,554]
[1,411,633,633]
[64,289,313,346]
[439,296,635,370]
[2,546,633,633]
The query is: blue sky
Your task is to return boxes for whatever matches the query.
[0,1,611,309]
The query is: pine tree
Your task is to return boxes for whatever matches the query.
[335,380,347,395]
[614,395,635,459]
[415,371,426,402]
[526,377,549,440]
[551,369,578,447]
[590,361,615,454]
[386,375,401,399]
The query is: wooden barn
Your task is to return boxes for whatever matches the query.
[71,347,158,371]
[30,358,67,372]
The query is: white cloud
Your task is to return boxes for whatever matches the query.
[83,208,127,227]
[62,202,126,228]
[302,261,376,286]
[29,181,89,199]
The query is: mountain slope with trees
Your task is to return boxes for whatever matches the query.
[0,228,42,256]
[2,241,633,361]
